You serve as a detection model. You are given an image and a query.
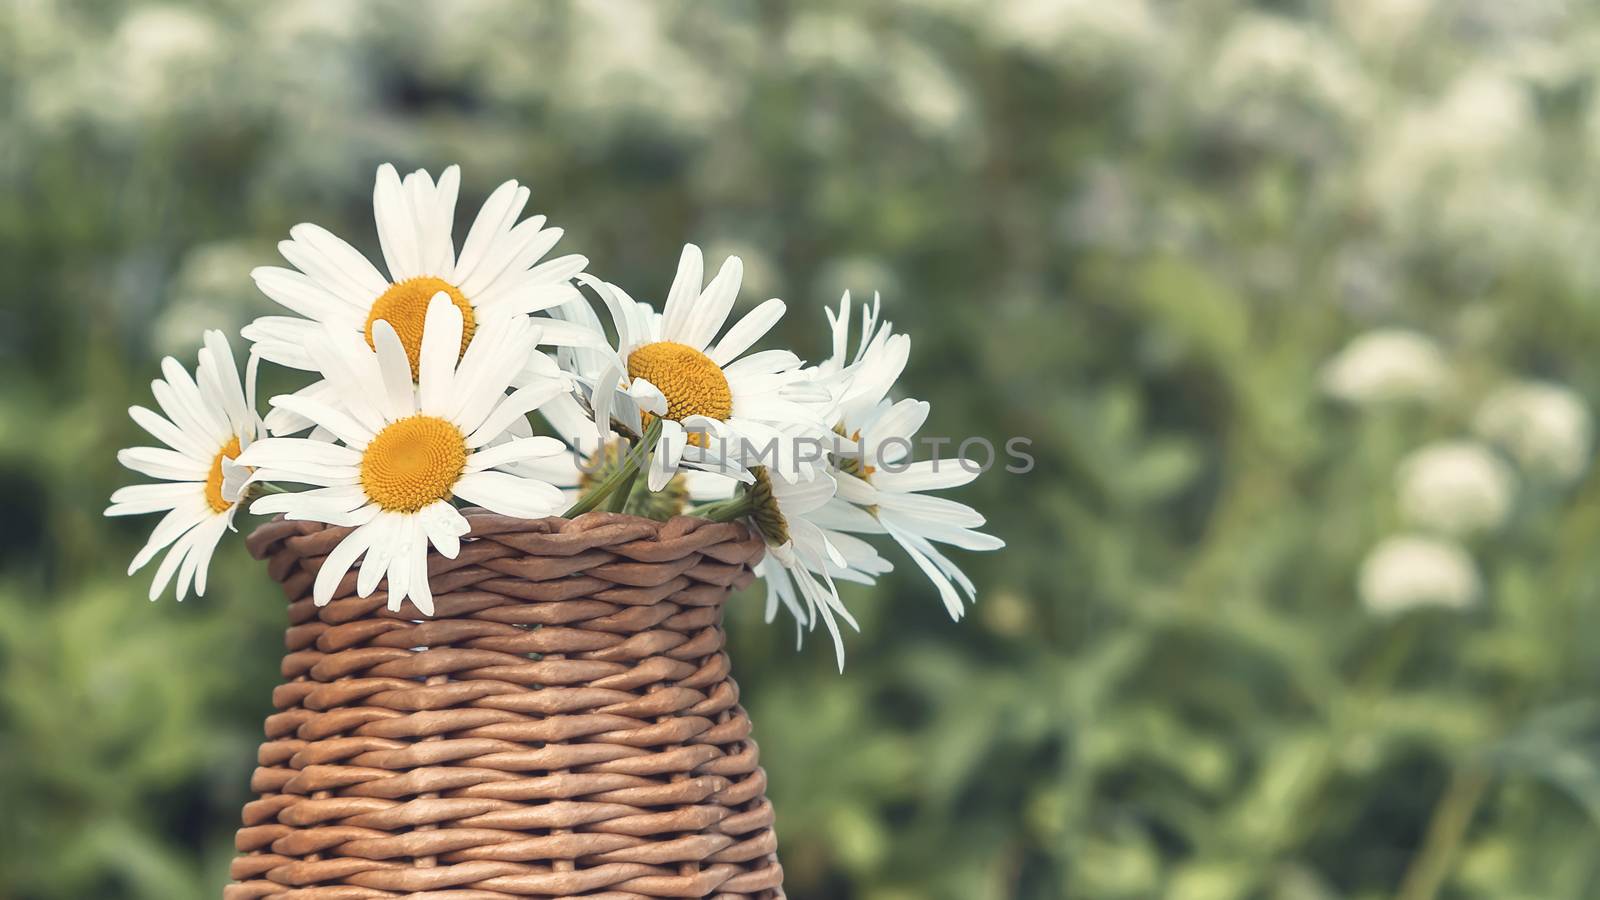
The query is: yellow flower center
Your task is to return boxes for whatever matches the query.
[204,436,243,514]
[626,341,734,422]
[360,415,468,513]
[365,276,477,378]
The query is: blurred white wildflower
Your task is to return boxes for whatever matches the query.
[883,42,972,138]
[22,3,228,132]
[250,0,368,101]
[986,0,1158,73]
[1396,441,1515,535]
[817,256,902,305]
[785,16,975,147]
[1320,329,1451,406]
[1333,0,1433,54]
[1450,0,1570,41]
[1434,178,1575,273]
[108,5,227,118]
[1205,15,1372,150]
[154,240,270,356]
[785,11,878,73]
[1359,535,1480,616]
[564,0,740,131]
[1474,381,1594,483]
[1365,70,1533,225]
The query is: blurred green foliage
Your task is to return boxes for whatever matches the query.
[6,0,1600,898]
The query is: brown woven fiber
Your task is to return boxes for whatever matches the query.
[226,510,784,899]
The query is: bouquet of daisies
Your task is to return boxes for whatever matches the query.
[108,165,1003,668]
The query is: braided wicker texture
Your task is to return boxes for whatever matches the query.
[226,511,784,899]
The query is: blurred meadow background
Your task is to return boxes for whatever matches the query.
[8,0,1600,897]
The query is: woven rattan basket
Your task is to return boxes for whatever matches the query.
[225,510,784,899]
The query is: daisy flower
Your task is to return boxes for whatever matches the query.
[813,291,910,434]
[107,331,261,600]
[810,294,1004,618]
[698,467,891,670]
[243,163,588,433]
[572,244,834,492]
[237,296,571,615]
[825,398,1004,618]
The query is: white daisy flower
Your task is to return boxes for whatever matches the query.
[825,399,1005,619]
[107,331,261,601]
[243,163,588,433]
[571,244,834,492]
[808,295,1004,618]
[813,290,910,434]
[715,466,891,670]
[237,296,571,615]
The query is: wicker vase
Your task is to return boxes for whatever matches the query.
[225,511,784,899]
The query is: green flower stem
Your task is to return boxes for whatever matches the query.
[563,418,662,518]
[1394,764,1493,900]
[607,445,649,513]
[689,492,756,523]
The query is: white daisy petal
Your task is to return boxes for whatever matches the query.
[871,459,982,492]
[108,481,198,516]
[456,180,527,287]
[156,357,229,443]
[371,320,419,420]
[408,539,434,615]
[125,499,209,573]
[147,525,202,602]
[419,500,467,560]
[648,419,686,492]
[240,316,321,371]
[280,227,386,309]
[315,519,380,605]
[454,471,565,519]
[186,514,232,597]
[710,298,786,367]
[236,436,361,469]
[681,255,742,352]
[128,405,210,460]
[373,163,420,281]
[885,521,964,618]
[875,491,987,529]
[417,294,463,415]
[465,380,567,449]
[466,436,568,472]
[384,519,424,611]
[427,164,461,277]
[357,513,400,598]
[660,244,704,342]
[267,395,376,447]
[201,330,253,437]
[116,447,208,481]
[251,265,362,324]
